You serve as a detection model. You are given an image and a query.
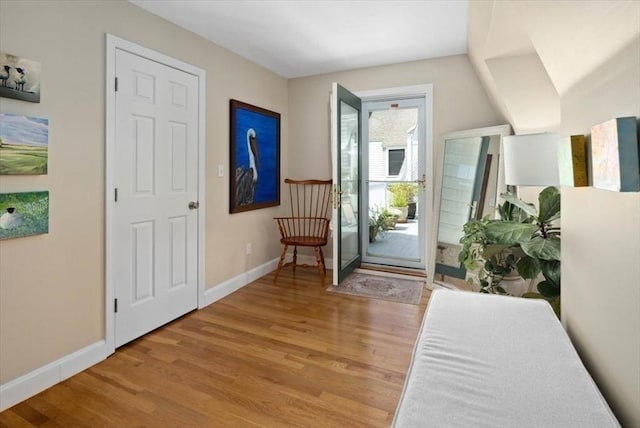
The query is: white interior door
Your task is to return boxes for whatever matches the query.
[113,48,199,347]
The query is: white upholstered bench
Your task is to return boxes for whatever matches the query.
[393,289,620,427]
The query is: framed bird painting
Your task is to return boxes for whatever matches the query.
[0,52,41,103]
[229,99,281,213]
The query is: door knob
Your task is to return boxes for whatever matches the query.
[332,185,343,209]
[188,201,199,210]
[414,174,427,189]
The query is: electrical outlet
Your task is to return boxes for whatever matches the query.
[246,243,252,255]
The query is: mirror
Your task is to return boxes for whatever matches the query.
[431,125,512,287]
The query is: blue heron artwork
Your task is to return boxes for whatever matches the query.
[230,100,280,213]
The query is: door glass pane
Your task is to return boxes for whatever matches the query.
[367,107,420,263]
[340,100,359,269]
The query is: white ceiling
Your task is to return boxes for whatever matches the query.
[129,0,469,78]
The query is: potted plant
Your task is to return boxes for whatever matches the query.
[458,186,561,314]
[407,200,417,220]
[369,206,396,242]
[388,183,418,222]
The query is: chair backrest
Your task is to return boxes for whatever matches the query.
[285,178,332,220]
[277,178,332,241]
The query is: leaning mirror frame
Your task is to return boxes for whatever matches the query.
[430,124,512,289]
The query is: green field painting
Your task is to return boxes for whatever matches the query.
[0,191,49,240]
[0,113,48,175]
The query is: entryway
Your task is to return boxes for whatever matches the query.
[105,35,206,349]
[362,97,426,270]
[330,84,433,285]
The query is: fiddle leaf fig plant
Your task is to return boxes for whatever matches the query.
[459,186,561,314]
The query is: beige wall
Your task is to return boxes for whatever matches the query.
[468,1,640,425]
[288,54,504,258]
[0,0,288,384]
[560,36,640,427]
[288,54,503,179]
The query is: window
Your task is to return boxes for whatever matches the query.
[388,148,405,176]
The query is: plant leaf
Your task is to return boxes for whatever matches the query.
[516,256,541,279]
[485,222,538,245]
[500,192,538,217]
[538,186,561,224]
[537,280,560,298]
[541,259,561,287]
[481,244,510,259]
[521,236,561,260]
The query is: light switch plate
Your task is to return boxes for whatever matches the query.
[218,164,224,177]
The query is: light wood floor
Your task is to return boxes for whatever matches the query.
[0,268,431,428]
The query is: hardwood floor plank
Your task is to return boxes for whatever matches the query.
[0,409,33,428]
[0,268,430,427]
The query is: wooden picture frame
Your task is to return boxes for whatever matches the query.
[229,99,281,213]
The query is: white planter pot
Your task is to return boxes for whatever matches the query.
[501,275,532,297]
[391,206,409,223]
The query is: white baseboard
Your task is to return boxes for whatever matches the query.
[0,340,108,412]
[202,254,334,307]
[203,258,280,307]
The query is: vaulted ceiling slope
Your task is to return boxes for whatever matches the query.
[129,0,469,78]
[468,0,640,134]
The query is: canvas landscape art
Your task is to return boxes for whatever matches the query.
[591,116,639,192]
[0,191,49,240]
[0,113,49,175]
[0,52,41,103]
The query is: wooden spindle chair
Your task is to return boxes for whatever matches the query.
[273,178,333,282]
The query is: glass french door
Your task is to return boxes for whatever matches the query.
[362,97,426,269]
[331,83,362,285]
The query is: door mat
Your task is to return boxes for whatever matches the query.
[326,273,424,305]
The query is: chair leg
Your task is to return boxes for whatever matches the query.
[292,246,298,272]
[313,246,325,280]
[274,244,288,283]
[318,246,326,274]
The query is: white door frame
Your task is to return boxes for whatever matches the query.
[105,34,206,353]
[361,96,427,269]
[355,84,434,276]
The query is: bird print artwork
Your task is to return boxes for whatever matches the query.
[230,99,280,213]
[235,128,260,206]
[0,52,41,103]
